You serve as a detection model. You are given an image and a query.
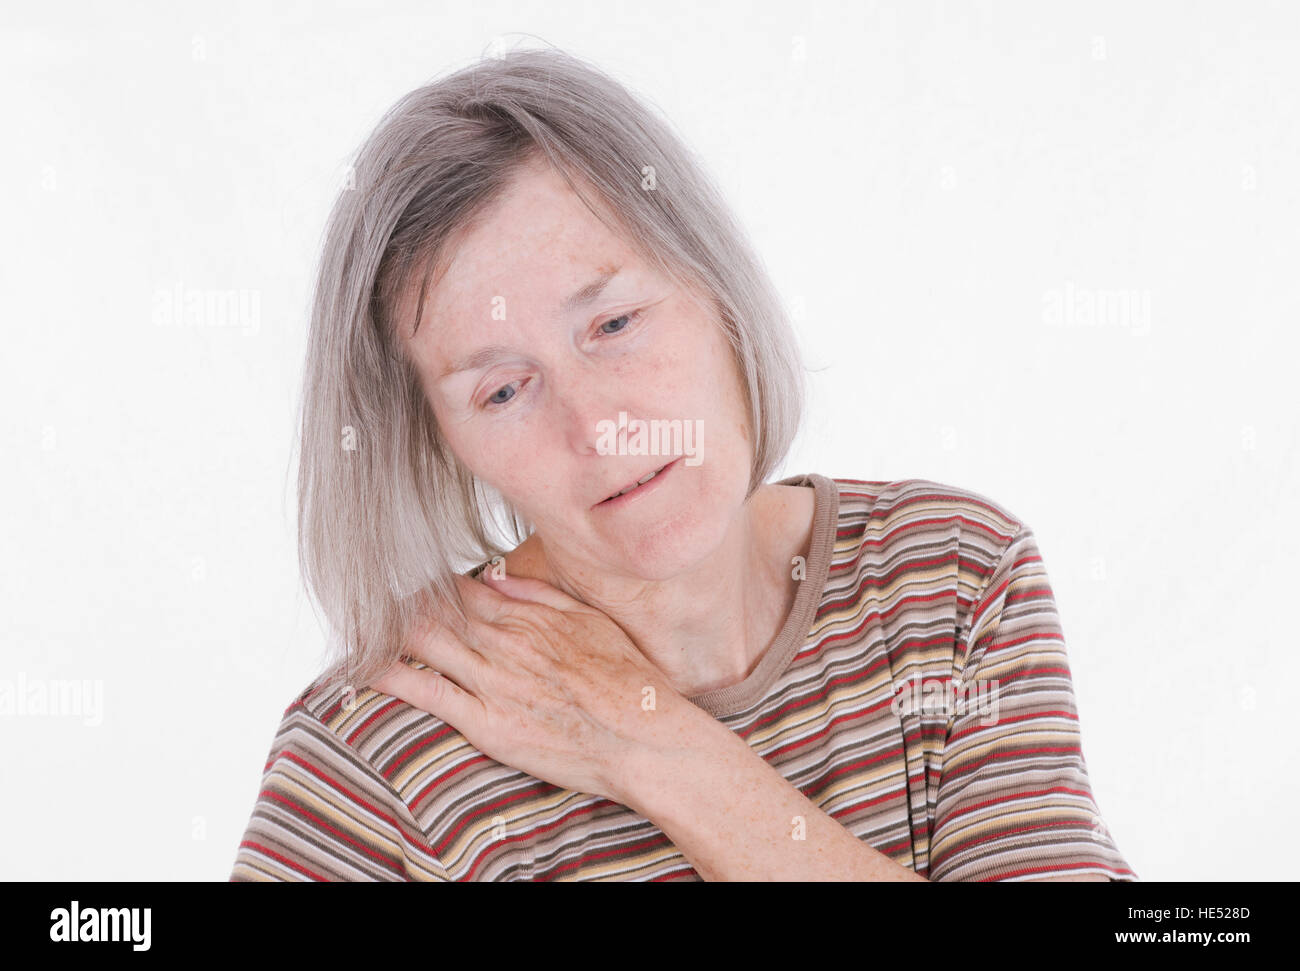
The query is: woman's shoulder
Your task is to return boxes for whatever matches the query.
[280,658,461,771]
[812,476,1033,595]
[826,475,1028,539]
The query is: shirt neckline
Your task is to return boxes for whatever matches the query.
[687,473,839,718]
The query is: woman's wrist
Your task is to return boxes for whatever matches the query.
[605,696,745,817]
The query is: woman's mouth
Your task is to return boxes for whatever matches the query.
[595,457,681,508]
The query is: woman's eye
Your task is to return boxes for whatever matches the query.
[597,308,644,336]
[484,382,518,408]
[479,311,644,411]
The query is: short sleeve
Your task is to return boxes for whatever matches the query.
[927,527,1137,881]
[230,703,452,882]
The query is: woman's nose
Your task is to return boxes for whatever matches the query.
[554,379,628,457]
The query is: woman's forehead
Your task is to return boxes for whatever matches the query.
[415,174,648,337]
[455,160,622,262]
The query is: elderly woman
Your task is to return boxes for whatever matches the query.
[231,47,1135,882]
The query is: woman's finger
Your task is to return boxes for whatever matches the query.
[452,570,519,622]
[370,659,484,736]
[478,571,590,614]
[404,601,487,696]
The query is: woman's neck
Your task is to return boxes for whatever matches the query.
[492,483,817,699]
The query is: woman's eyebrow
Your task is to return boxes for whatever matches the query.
[437,266,623,381]
[437,344,516,381]
[561,265,621,314]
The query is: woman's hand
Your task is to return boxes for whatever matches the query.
[370,571,700,804]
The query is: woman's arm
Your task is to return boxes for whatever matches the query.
[611,697,927,881]
[373,567,1128,882]
[375,572,925,880]
[231,699,452,882]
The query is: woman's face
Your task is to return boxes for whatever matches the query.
[403,158,754,581]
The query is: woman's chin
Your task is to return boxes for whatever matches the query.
[599,511,733,581]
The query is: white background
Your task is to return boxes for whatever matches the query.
[2,0,1296,881]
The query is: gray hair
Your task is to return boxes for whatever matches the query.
[297,45,805,697]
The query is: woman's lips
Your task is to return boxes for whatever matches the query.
[603,463,667,501]
[594,456,681,509]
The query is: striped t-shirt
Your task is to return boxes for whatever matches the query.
[230,474,1136,881]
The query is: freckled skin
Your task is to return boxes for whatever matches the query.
[401,154,813,696]
[405,157,753,579]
